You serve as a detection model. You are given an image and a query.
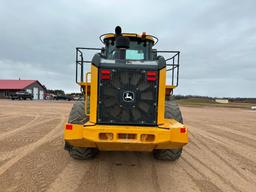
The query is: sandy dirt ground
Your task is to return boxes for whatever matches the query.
[0,100,255,192]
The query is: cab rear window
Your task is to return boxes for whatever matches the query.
[126,50,144,60]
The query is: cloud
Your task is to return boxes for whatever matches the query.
[0,0,255,97]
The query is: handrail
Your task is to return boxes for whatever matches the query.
[76,47,180,92]
[76,47,101,84]
[157,51,180,87]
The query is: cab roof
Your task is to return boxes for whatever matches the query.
[100,33,158,46]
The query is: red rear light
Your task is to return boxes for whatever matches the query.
[101,70,111,80]
[147,71,157,76]
[180,127,186,133]
[101,76,110,80]
[66,124,73,130]
[147,77,157,81]
[101,70,111,75]
[147,71,157,81]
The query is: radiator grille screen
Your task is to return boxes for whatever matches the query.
[98,67,158,125]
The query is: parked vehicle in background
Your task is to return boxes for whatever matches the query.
[10,91,33,100]
[53,95,73,101]
[72,96,82,101]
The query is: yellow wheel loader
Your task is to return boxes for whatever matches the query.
[64,26,188,160]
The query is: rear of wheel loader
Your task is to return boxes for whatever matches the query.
[64,26,188,160]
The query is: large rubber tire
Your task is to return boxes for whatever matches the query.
[68,101,88,124]
[153,96,183,161]
[68,145,98,160]
[165,95,183,123]
[153,149,182,161]
[65,101,98,160]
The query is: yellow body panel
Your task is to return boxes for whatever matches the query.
[89,65,98,123]
[157,68,166,125]
[64,119,188,151]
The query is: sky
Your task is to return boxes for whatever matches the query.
[0,0,255,97]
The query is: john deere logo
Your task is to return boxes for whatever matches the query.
[123,91,135,102]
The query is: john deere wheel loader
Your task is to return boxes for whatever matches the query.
[64,26,188,160]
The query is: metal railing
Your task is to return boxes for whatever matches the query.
[157,51,180,87]
[76,48,180,88]
[76,47,102,84]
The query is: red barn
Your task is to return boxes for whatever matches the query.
[0,80,46,100]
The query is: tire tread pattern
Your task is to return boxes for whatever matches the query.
[68,101,88,124]
[66,101,98,160]
[153,96,183,161]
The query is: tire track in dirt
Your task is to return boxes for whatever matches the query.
[109,152,161,192]
[0,117,33,134]
[0,113,50,140]
[208,129,256,149]
[185,149,251,192]
[188,132,202,150]
[186,118,256,150]
[136,152,200,192]
[0,146,26,161]
[182,113,256,192]
[0,118,61,153]
[0,136,70,192]
[190,130,254,182]
[107,152,157,192]
[74,153,116,192]
[74,152,163,192]
[185,125,256,191]
[0,116,65,176]
[220,145,256,175]
[22,137,68,192]
[46,160,93,192]
[0,119,60,161]
[190,125,256,163]
[179,158,223,192]
[188,131,255,184]
[188,119,256,142]
[114,152,161,192]
[182,151,238,192]
[183,134,238,191]
[0,115,16,121]
[0,112,36,118]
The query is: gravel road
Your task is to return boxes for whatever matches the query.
[0,100,255,192]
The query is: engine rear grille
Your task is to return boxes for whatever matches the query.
[98,67,158,125]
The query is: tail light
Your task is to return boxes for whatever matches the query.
[101,76,111,80]
[101,69,111,80]
[147,77,157,81]
[101,70,111,75]
[147,71,157,76]
[65,124,73,130]
[147,71,157,81]
[180,127,186,133]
